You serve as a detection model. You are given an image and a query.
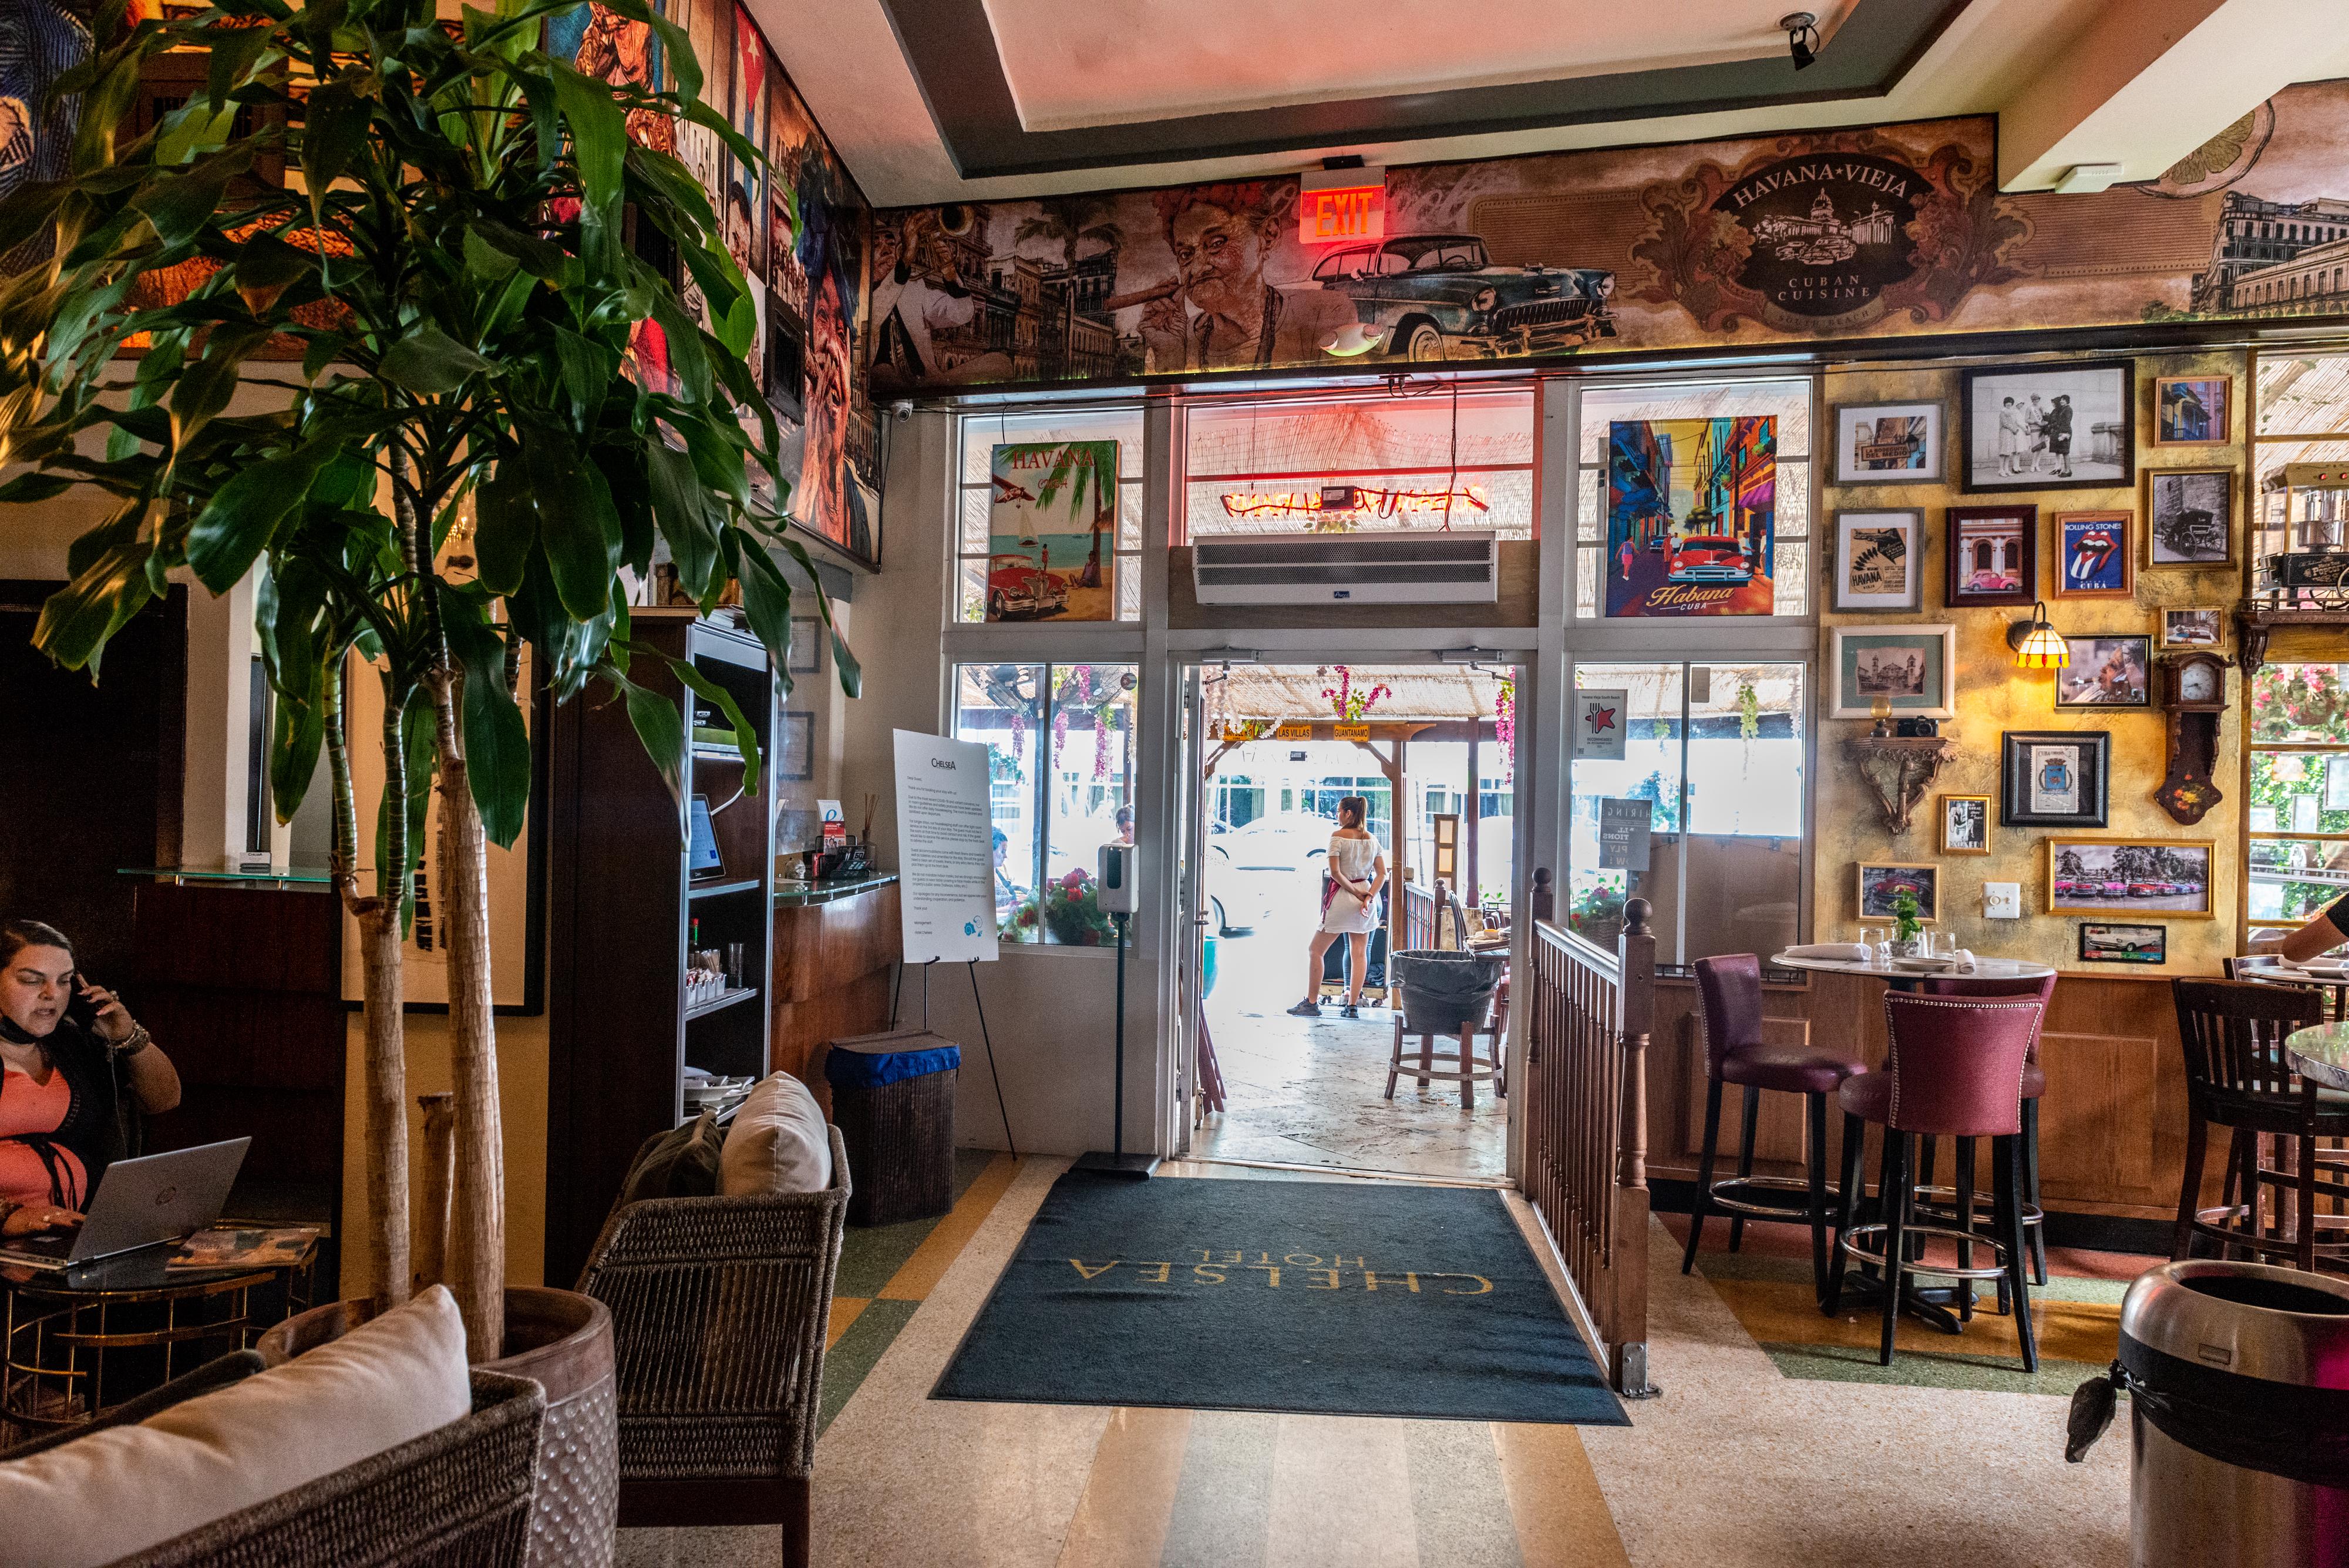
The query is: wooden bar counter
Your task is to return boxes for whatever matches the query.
[771,873,899,1106]
[1647,969,2210,1229]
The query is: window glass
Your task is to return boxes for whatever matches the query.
[2252,354,2349,607]
[955,408,1145,623]
[1182,386,1536,540]
[2247,662,2349,933]
[1569,661,1806,969]
[953,662,1138,944]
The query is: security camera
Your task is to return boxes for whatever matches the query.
[891,400,914,421]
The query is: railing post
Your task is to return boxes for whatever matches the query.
[1611,896,1659,1399]
[1531,866,1554,924]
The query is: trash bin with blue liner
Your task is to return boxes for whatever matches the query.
[2066,1259,2349,1567]
[824,1029,960,1227]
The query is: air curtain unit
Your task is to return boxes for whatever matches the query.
[1190,530,1498,605]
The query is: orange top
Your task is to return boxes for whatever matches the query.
[0,1065,85,1209]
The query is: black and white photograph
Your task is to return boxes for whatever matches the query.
[2048,839,2214,917]
[1833,402,1943,484]
[1830,625,1956,718]
[2056,635,2153,708]
[2146,468,2236,566]
[1857,863,1940,924]
[2001,729,2111,826]
[2079,922,2168,964]
[2160,608,2226,648]
[1940,793,1990,854]
[1830,510,1923,611]
[1960,362,2133,493]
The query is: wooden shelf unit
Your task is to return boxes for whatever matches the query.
[545,610,778,1285]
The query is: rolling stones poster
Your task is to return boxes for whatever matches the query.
[1605,418,1776,618]
[873,81,2349,392]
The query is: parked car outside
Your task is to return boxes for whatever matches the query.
[1309,233,1615,363]
[1666,535,1754,584]
[1216,811,1340,876]
[1204,842,1278,936]
[986,551,1066,620]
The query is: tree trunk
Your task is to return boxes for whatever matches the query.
[413,1092,455,1294]
[427,662,506,1358]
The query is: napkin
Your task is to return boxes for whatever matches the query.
[1783,943,1870,961]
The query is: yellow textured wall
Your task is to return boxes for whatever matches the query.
[1815,351,2247,974]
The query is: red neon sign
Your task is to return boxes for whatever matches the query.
[1300,184,1385,245]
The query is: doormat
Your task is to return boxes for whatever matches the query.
[931,1172,1627,1425]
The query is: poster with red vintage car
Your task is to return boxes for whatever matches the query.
[986,441,1119,621]
[1604,417,1776,617]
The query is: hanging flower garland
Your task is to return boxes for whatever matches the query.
[1494,677,1516,781]
[1321,664,1392,722]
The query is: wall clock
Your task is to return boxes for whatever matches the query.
[2155,651,2230,825]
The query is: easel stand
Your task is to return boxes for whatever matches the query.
[890,958,1017,1159]
[1074,912,1156,1179]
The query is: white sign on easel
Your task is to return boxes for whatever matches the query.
[892,729,999,963]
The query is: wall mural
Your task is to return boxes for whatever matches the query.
[873,82,2349,393]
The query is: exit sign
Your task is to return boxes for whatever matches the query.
[1300,166,1386,246]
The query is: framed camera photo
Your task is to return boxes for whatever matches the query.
[1960,361,2134,494]
[1830,510,1923,612]
[1832,402,1944,484]
[2000,730,2111,827]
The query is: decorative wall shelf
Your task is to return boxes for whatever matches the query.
[1842,735,1954,835]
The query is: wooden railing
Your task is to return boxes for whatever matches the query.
[1524,890,1658,1398]
[1401,879,1443,951]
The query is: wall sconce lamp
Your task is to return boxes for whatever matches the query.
[2007,601,2069,669]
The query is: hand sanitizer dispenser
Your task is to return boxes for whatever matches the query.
[1096,843,1137,914]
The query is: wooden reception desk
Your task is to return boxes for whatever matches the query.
[771,873,899,1103]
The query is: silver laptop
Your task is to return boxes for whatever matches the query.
[0,1138,250,1269]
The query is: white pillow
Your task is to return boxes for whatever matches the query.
[719,1072,833,1196]
[0,1284,472,1568]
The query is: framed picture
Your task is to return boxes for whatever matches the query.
[2146,468,2236,567]
[779,711,815,782]
[1940,793,1991,855]
[1945,506,2037,607]
[2153,376,2231,447]
[1833,402,1944,484]
[987,440,1119,621]
[1605,417,1777,618]
[2056,635,2153,708]
[1830,510,1923,611]
[1858,863,1940,924]
[1830,624,1957,719]
[2159,607,2227,650]
[2054,511,2133,598]
[2079,922,2168,964]
[2001,730,2111,827]
[2048,838,2213,918]
[787,615,822,675]
[1960,361,2134,493]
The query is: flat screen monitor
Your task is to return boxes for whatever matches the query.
[688,795,726,881]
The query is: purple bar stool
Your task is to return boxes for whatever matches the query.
[1826,993,2042,1371]
[1920,973,2053,1288]
[1683,954,1868,1299]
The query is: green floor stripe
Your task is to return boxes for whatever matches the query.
[820,1298,921,1435]
[1759,1340,2108,1397]
[830,1148,1000,1298]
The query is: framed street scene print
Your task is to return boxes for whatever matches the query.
[2048,839,2213,918]
[2153,376,2230,447]
[1858,863,1940,924]
[2159,607,2226,650]
[2056,635,2153,708]
[2146,469,2236,567]
[1830,510,1923,611]
[1945,506,2037,608]
[2054,511,2133,598]
[2001,730,2111,827]
[1833,402,1943,484]
[1830,625,1956,719]
[1940,793,1991,855]
[1961,362,2133,493]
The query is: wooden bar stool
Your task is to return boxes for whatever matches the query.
[1826,992,2041,1370]
[1385,1017,1501,1108]
[1682,954,1867,1300]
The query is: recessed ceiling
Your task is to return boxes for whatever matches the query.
[982,0,1855,134]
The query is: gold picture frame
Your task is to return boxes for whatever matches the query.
[1939,794,1991,856]
[2046,837,2215,919]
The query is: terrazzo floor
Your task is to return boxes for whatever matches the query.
[614,1158,2135,1568]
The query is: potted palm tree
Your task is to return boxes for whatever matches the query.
[0,0,855,1550]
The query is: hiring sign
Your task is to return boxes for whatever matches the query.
[1299,166,1386,246]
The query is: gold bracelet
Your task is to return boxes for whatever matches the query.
[110,1025,152,1059]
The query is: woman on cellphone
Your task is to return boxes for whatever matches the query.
[0,920,181,1239]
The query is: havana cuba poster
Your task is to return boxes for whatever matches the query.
[1605,417,1777,618]
[985,441,1119,621]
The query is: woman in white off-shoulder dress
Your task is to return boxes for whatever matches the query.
[1288,796,1386,1019]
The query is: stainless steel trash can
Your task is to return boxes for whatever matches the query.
[2108,1260,2349,1567]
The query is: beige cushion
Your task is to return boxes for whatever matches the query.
[0,1285,472,1567]
[719,1072,832,1196]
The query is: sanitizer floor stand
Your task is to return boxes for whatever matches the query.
[1073,911,1156,1179]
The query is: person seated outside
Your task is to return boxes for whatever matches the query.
[2250,892,2349,964]
[0,920,182,1239]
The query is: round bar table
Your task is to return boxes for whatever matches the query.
[2287,1020,2349,1091]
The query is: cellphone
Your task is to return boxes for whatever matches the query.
[63,980,100,1034]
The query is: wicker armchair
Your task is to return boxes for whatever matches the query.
[577,1125,850,1568]
[0,1365,546,1567]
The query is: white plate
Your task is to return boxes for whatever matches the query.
[1890,955,1959,973]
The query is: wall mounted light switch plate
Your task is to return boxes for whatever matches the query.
[1984,882,2022,920]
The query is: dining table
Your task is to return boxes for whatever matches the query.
[2237,960,2349,1022]
[2285,1018,2349,1091]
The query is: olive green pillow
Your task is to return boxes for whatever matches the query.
[618,1109,725,1204]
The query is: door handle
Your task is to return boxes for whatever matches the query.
[1193,916,1213,927]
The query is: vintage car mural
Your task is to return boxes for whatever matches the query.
[985,550,1068,620]
[1308,234,1615,362]
[1666,534,1755,584]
